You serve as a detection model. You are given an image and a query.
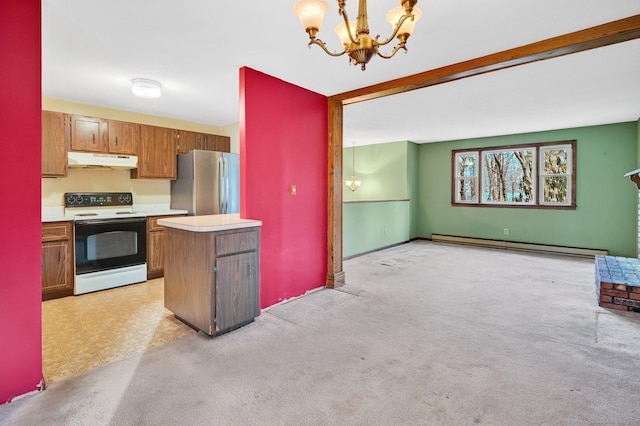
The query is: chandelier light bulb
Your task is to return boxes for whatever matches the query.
[293,0,329,38]
[335,20,357,47]
[386,6,422,36]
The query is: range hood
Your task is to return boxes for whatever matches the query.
[68,152,138,170]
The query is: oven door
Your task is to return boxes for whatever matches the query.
[74,217,147,275]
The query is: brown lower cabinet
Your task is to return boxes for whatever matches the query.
[42,221,74,300]
[163,226,260,336]
[147,214,186,279]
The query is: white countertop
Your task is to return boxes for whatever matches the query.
[158,214,262,232]
[41,204,188,222]
[138,208,189,217]
[42,215,72,223]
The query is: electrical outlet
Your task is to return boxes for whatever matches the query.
[504,228,509,235]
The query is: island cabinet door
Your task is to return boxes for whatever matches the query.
[214,251,259,333]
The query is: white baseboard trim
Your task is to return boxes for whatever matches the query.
[431,234,608,257]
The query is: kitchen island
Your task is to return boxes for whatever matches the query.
[158,214,262,336]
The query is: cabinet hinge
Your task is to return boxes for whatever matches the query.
[214,265,217,273]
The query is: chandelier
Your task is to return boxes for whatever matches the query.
[345,142,361,192]
[293,0,422,71]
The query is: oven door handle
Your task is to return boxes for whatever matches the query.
[75,218,147,225]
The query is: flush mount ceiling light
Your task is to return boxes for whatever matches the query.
[294,0,422,71]
[131,78,162,99]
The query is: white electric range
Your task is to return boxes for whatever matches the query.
[64,192,147,295]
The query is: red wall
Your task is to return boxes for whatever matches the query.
[240,67,328,308]
[0,0,44,402]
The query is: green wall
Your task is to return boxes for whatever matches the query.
[418,122,639,256]
[344,141,408,201]
[343,141,415,257]
[407,141,420,239]
[343,201,411,258]
[343,122,639,258]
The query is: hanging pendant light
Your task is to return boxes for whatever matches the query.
[345,142,361,192]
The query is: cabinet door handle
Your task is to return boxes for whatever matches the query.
[247,263,251,278]
[92,133,96,144]
[115,136,119,146]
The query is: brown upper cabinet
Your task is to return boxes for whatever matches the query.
[203,134,231,152]
[213,135,231,152]
[70,115,108,153]
[176,130,203,154]
[203,134,216,151]
[108,120,139,155]
[45,110,230,179]
[131,124,177,180]
[178,131,231,154]
[42,111,68,178]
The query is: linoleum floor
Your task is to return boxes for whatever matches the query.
[42,278,195,384]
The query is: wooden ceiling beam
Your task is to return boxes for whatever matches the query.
[331,14,640,105]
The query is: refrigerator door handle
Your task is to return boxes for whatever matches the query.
[224,157,230,214]
[218,156,224,213]
[221,157,225,214]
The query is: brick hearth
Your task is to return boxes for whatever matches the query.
[595,255,640,312]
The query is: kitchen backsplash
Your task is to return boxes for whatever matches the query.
[42,168,170,207]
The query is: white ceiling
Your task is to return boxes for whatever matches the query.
[42,1,640,145]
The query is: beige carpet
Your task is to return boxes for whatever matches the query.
[3,241,640,425]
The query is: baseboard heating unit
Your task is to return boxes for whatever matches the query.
[430,234,608,257]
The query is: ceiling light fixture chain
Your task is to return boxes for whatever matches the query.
[294,0,422,71]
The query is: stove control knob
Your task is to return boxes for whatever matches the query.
[75,195,84,205]
[66,195,76,205]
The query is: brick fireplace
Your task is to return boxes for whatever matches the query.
[597,171,640,311]
[596,256,640,312]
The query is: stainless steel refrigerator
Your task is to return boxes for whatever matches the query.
[170,150,239,215]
